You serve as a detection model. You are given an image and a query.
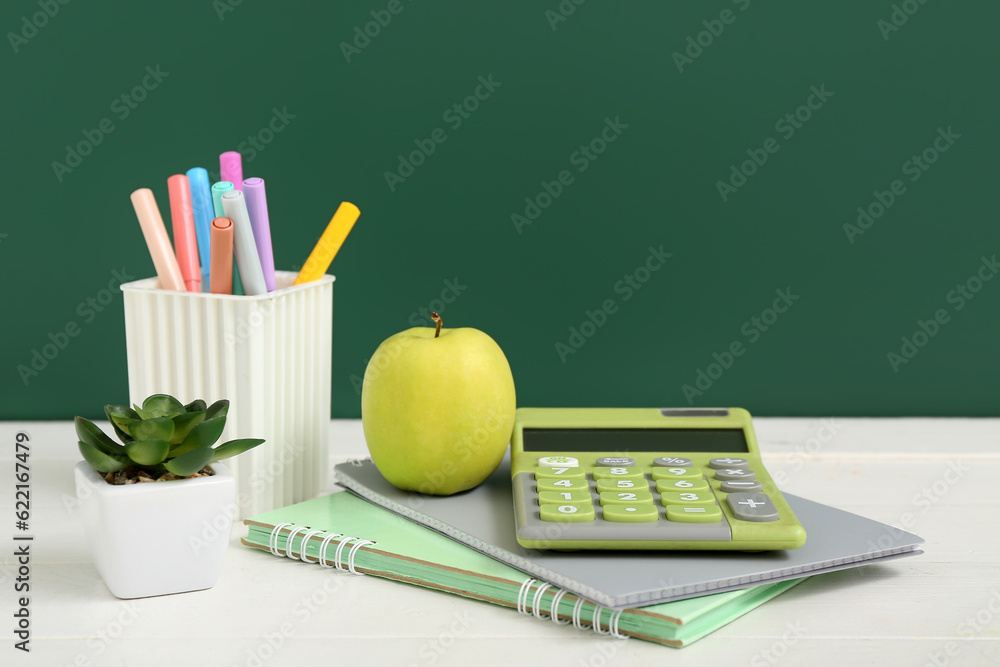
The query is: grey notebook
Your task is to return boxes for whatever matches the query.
[334,457,924,610]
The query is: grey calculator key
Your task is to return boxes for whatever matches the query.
[720,480,763,493]
[709,457,749,469]
[596,456,635,467]
[726,493,779,522]
[653,457,692,467]
[714,468,756,481]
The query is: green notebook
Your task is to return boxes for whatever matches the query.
[242,491,802,648]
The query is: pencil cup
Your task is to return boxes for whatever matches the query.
[121,271,334,517]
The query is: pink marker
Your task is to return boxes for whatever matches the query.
[130,188,185,292]
[167,174,202,292]
[220,151,244,191]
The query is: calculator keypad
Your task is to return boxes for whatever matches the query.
[531,457,781,531]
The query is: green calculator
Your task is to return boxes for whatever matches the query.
[511,407,806,550]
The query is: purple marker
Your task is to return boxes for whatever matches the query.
[220,151,244,191]
[242,177,276,291]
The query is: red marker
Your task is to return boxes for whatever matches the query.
[167,174,201,292]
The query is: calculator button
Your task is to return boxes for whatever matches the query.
[540,503,596,523]
[666,505,723,523]
[714,468,756,481]
[534,467,585,479]
[598,490,655,505]
[655,478,710,493]
[538,491,593,505]
[651,466,704,480]
[709,457,749,469]
[596,478,646,492]
[720,480,762,493]
[537,456,578,467]
[660,491,716,506]
[592,467,644,480]
[726,493,779,522]
[603,504,658,523]
[654,457,693,467]
[595,456,635,467]
[535,477,589,492]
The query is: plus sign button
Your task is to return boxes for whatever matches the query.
[726,493,779,522]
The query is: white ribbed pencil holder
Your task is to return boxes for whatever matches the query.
[121,271,334,517]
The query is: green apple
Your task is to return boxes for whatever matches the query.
[361,313,516,495]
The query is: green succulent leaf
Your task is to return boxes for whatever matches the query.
[170,416,226,457]
[168,410,206,444]
[163,447,214,477]
[75,417,126,456]
[79,440,129,473]
[184,399,207,413]
[124,439,170,466]
[141,394,186,419]
[104,404,140,443]
[205,399,230,421]
[211,438,266,462]
[126,416,175,443]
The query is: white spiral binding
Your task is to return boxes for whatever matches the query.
[269,523,294,556]
[549,588,570,625]
[297,529,325,562]
[572,597,587,630]
[531,583,553,619]
[284,525,306,559]
[334,536,360,572]
[609,610,627,640]
[318,533,344,568]
[592,605,610,635]
[516,578,537,615]
[347,539,375,575]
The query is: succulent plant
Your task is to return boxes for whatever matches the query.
[76,394,265,479]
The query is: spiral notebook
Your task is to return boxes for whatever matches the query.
[332,457,924,609]
[241,491,803,648]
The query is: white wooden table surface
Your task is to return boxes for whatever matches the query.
[1,418,998,666]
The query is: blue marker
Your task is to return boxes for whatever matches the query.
[187,167,214,291]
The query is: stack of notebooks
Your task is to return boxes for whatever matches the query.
[241,457,923,648]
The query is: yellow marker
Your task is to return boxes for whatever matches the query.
[293,202,360,285]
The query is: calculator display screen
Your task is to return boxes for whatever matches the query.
[521,428,749,453]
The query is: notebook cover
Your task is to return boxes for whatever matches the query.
[333,456,923,609]
[241,490,803,647]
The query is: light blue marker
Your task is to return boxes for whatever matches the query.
[187,167,214,291]
[211,181,243,295]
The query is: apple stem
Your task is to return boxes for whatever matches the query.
[431,312,442,338]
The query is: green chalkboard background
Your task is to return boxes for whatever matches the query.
[2,0,997,419]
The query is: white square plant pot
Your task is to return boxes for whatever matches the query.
[74,461,236,599]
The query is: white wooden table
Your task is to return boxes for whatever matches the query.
[1,418,997,666]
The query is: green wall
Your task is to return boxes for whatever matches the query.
[2,0,997,418]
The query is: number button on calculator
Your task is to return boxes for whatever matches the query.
[538,491,592,506]
[596,478,644,492]
[540,503,596,522]
[599,490,655,505]
[651,466,703,480]
[592,466,644,479]
[534,467,584,479]
[660,491,716,505]
[655,478,710,493]
[536,477,589,492]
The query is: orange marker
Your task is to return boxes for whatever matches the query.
[293,202,360,285]
[210,218,234,295]
[130,188,185,292]
[167,174,201,292]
